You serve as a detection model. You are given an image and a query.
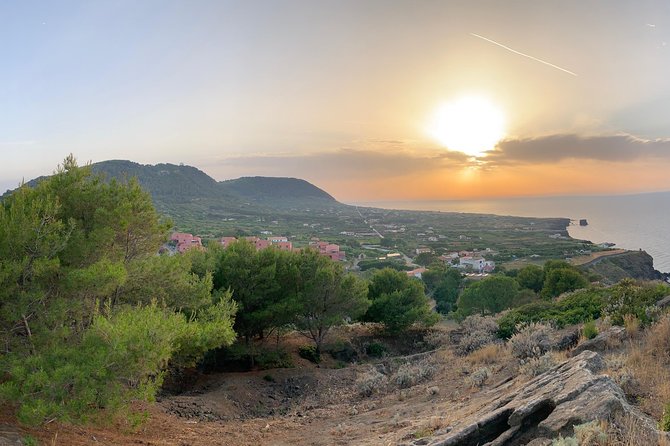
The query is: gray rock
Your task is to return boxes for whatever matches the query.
[0,424,23,446]
[423,351,667,446]
[571,326,626,356]
[547,327,579,351]
[655,295,670,309]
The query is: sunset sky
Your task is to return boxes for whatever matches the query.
[2,0,670,201]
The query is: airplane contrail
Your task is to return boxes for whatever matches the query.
[470,33,578,77]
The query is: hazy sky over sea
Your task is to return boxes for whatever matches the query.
[2,1,670,201]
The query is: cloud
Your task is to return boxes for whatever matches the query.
[484,133,670,165]
[212,147,470,179]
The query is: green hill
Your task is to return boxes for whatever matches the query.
[220,176,336,204]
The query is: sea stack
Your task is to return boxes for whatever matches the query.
[579,219,588,226]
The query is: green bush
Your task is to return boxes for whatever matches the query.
[255,349,294,370]
[603,279,670,326]
[365,342,388,358]
[0,303,235,425]
[497,289,605,338]
[298,345,321,363]
[582,320,598,340]
[660,402,670,431]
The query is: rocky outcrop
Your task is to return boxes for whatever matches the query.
[655,295,670,309]
[579,250,662,285]
[570,326,626,357]
[412,351,665,446]
[0,424,23,446]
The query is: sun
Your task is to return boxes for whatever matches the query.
[427,96,505,157]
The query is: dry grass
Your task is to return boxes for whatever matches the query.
[623,314,641,339]
[467,343,510,365]
[625,316,670,419]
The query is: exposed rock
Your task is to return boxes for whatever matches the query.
[0,424,23,446]
[547,327,579,352]
[655,295,670,309]
[579,250,662,285]
[413,351,666,446]
[571,326,626,356]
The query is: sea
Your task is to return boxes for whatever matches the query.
[354,191,670,273]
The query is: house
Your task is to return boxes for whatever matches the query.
[219,236,238,248]
[406,267,427,278]
[458,256,496,273]
[416,247,432,255]
[309,239,346,261]
[171,232,203,253]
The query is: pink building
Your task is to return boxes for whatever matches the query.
[171,232,203,253]
[309,239,346,261]
[219,236,238,248]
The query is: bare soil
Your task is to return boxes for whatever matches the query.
[8,325,517,446]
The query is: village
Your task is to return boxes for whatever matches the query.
[165,231,496,278]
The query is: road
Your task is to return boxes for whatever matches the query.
[355,206,384,239]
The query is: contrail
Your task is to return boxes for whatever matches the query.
[470,33,578,77]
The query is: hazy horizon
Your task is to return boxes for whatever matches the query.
[3,1,670,201]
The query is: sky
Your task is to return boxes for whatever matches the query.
[2,0,670,202]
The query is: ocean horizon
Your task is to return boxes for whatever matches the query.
[352,191,670,273]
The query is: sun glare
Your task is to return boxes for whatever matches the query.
[427,96,505,157]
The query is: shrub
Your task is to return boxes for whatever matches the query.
[497,289,605,339]
[394,358,437,389]
[659,402,670,431]
[422,330,450,350]
[467,367,491,388]
[551,436,578,446]
[573,420,608,445]
[256,349,294,369]
[582,320,598,340]
[457,315,499,356]
[462,314,499,333]
[509,322,553,359]
[602,279,669,326]
[298,345,321,364]
[356,368,388,397]
[519,353,557,377]
[365,342,388,358]
[457,331,498,356]
[0,303,235,425]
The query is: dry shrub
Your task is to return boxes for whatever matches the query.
[423,329,451,350]
[467,343,510,365]
[645,316,670,357]
[551,420,608,446]
[356,368,388,397]
[461,314,498,333]
[606,412,670,446]
[574,420,609,445]
[623,314,641,339]
[456,315,499,356]
[519,353,557,378]
[625,315,670,419]
[394,358,437,389]
[509,322,554,359]
[467,367,491,388]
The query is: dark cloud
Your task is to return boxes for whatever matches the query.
[484,134,670,165]
[213,148,470,179]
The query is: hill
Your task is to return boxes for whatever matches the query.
[10,159,602,264]
[219,176,336,205]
